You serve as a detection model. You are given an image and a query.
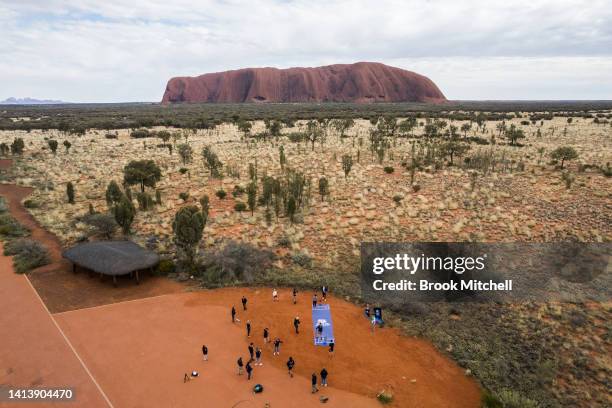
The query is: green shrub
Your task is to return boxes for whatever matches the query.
[179,192,190,201]
[383,166,394,174]
[179,167,189,174]
[155,259,176,276]
[3,239,50,273]
[0,197,8,213]
[291,252,312,268]
[201,240,274,284]
[277,235,291,248]
[232,185,245,197]
[234,202,247,212]
[137,192,155,210]
[216,189,227,199]
[83,213,117,239]
[0,213,28,238]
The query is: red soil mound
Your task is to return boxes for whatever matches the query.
[162,62,447,104]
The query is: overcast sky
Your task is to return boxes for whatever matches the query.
[1,0,611,102]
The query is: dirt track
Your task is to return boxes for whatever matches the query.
[0,180,185,313]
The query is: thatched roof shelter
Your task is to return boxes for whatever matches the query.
[63,241,159,285]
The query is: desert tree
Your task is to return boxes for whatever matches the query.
[113,195,135,235]
[460,123,472,138]
[398,117,417,137]
[551,146,579,169]
[105,180,124,207]
[11,138,24,155]
[177,143,193,165]
[441,141,470,166]
[237,120,252,139]
[157,130,171,144]
[199,195,210,226]
[286,196,297,224]
[123,160,162,193]
[0,142,9,156]
[506,124,525,146]
[48,139,58,155]
[333,118,355,140]
[279,145,286,170]
[342,154,353,179]
[247,181,257,215]
[318,176,329,201]
[172,206,204,266]
[63,140,71,153]
[202,145,223,178]
[306,120,323,151]
[66,182,75,204]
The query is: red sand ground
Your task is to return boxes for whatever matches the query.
[55,289,481,407]
[0,243,109,408]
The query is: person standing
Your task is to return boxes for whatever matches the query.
[263,327,270,344]
[321,286,328,302]
[246,361,253,380]
[246,320,251,338]
[273,337,283,356]
[364,303,371,318]
[292,287,298,304]
[287,356,295,377]
[311,373,318,393]
[293,316,300,334]
[255,347,263,366]
[202,344,208,361]
[231,305,236,323]
[312,293,318,308]
[237,357,244,375]
[328,341,335,357]
[316,322,324,339]
[272,288,279,302]
[248,342,255,361]
[320,368,328,387]
[241,296,248,311]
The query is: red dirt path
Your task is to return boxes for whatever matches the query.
[0,243,109,408]
[0,181,185,313]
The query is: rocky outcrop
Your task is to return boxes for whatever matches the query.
[161,62,446,104]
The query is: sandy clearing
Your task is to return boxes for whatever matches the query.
[55,288,481,408]
[54,292,379,408]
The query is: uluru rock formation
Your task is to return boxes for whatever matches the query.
[161,62,446,104]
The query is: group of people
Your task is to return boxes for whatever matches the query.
[230,287,334,394]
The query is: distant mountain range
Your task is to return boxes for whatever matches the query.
[0,97,68,105]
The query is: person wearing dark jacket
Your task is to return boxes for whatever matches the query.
[237,357,244,375]
[231,306,236,322]
[245,361,253,380]
[292,287,298,304]
[255,347,263,366]
[246,320,251,337]
[241,296,248,311]
[311,373,318,393]
[273,338,283,355]
[293,316,300,334]
[248,342,255,361]
[320,368,328,387]
[263,327,270,343]
[287,356,295,377]
[202,344,208,361]
[328,341,335,357]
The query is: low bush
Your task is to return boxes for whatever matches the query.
[179,192,190,201]
[234,202,247,212]
[155,259,176,276]
[82,213,117,239]
[383,166,394,174]
[0,213,28,238]
[216,189,227,199]
[277,235,291,248]
[23,199,39,209]
[291,252,313,268]
[376,391,393,404]
[3,239,50,273]
[200,240,274,284]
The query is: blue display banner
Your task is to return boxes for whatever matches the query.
[312,304,334,346]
